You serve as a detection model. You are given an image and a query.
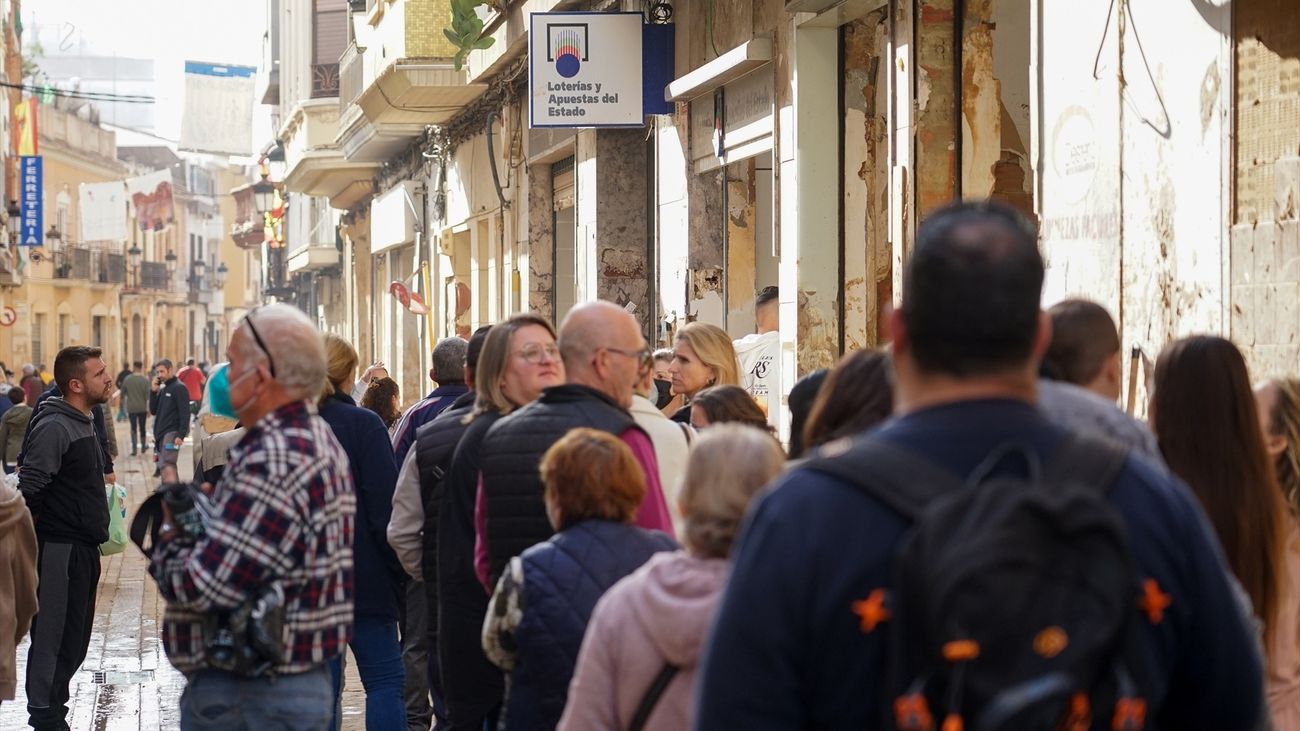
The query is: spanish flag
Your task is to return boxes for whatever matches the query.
[13,98,37,156]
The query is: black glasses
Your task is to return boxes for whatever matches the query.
[243,311,277,377]
[603,346,654,369]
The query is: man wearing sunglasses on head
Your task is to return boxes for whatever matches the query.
[148,304,355,730]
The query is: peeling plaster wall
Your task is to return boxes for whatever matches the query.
[726,159,758,337]
[843,10,891,351]
[1036,0,1231,414]
[916,0,959,215]
[592,129,651,324]
[527,163,555,319]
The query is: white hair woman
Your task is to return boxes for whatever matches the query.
[558,424,785,731]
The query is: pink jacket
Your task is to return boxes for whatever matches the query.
[558,551,727,731]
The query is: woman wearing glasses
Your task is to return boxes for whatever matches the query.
[436,313,565,731]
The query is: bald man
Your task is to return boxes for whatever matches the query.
[474,301,676,590]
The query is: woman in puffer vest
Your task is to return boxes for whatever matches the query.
[558,424,786,731]
[482,428,678,731]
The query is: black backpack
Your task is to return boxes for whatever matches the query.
[804,434,1160,731]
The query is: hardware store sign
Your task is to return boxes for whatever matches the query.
[529,12,643,128]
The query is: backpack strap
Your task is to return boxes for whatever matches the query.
[626,662,680,731]
[801,436,964,521]
[1043,434,1130,496]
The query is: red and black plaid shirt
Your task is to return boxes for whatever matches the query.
[150,400,355,675]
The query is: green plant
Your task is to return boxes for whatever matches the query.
[445,0,497,71]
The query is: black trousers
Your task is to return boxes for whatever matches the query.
[26,541,100,730]
[128,412,147,452]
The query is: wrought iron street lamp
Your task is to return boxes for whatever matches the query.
[193,258,207,282]
[215,262,229,287]
[5,201,19,244]
[252,178,275,213]
[164,249,178,275]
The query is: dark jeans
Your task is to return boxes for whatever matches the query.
[180,666,333,730]
[329,615,406,731]
[27,541,100,731]
[400,580,435,731]
[129,412,147,453]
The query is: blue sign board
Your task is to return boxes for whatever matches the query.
[19,156,42,246]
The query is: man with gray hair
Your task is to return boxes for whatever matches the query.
[148,304,355,729]
[387,335,468,731]
[392,337,469,466]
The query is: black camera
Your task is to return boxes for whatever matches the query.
[157,479,212,544]
[204,583,287,678]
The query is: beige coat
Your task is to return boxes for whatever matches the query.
[1271,521,1300,730]
[0,479,37,700]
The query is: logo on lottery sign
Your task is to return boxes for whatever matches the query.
[547,24,588,79]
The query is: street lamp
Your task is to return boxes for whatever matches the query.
[164,249,178,275]
[127,244,142,288]
[6,201,19,244]
[193,258,207,283]
[215,262,229,287]
[252,178,275,213]
[45,225,62,248]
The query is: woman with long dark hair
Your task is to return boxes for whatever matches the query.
[1151,336,1290,727]
[802,349,894,452]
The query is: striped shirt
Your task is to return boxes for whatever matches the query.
[150,400,355,675]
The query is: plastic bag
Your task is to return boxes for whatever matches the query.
[100,483,129,556]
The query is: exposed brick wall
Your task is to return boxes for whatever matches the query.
[1235,0,1300,225]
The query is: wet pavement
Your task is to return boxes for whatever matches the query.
[0,436,369,730]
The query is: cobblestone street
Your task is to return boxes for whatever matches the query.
[0,442,369,730]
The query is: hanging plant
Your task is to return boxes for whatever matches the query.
[445,0,499,71]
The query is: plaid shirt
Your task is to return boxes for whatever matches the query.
[150,400,355,675]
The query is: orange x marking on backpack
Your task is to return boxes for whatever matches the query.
[1139,579,1171,624]
[852,589,891,633]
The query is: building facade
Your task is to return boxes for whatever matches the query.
[252,0,1300,423]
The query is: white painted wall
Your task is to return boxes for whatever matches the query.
[1035,0,1232,413]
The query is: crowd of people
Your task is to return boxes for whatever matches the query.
[0,199,1297,731]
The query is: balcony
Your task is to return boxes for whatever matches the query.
[336,0,487,164]
[51,248,127,284]
[312,63,340,99]
[140,261,170,291]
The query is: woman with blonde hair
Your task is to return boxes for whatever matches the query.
[439,313,565,731]
[558,424,784,731]
[484,428,677,731]
[317,332,405,729]
[1256,376,1300,729]
[667,322,740,424]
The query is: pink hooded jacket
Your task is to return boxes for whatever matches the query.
[558,550,727,731]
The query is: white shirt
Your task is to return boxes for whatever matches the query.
[628,394,692,533]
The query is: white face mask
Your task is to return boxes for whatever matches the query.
[227,365,262,417]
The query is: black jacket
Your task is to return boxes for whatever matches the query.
[437,409,505,727]
[415,390,476,697]
[478,384,637,587]
[318,390,403,620]
[18,397,108,546]
[149,377,190,441]
[18,383,113,474]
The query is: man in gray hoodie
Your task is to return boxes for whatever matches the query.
[19,346,115,731]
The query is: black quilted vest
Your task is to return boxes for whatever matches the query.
[415,389,476,685]
[478,384,638,586]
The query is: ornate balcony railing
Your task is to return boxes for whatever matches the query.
[311,63,340,99]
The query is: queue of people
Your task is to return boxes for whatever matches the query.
[4,199,1300,731]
